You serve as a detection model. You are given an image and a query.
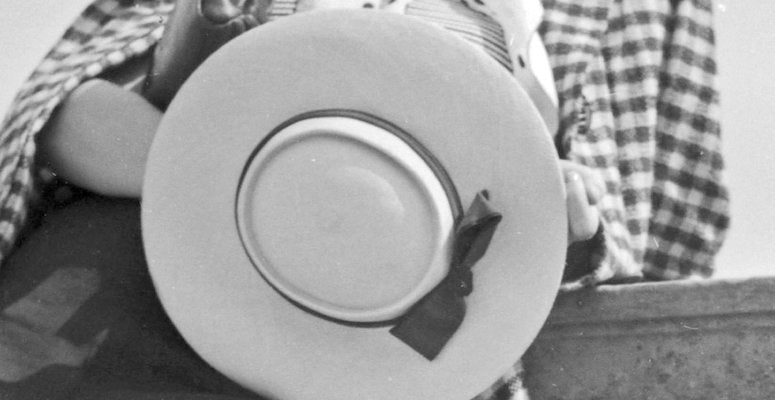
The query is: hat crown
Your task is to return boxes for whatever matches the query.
[236,112,455,322]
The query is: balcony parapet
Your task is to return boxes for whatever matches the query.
[524,277,775,399]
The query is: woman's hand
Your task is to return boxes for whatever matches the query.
[143,0,269,110]
[561,160,604,244]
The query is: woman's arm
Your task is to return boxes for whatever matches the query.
[37,0,272,198]
[37,79,161,198]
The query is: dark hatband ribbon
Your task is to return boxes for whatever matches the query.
[390,190,502,360]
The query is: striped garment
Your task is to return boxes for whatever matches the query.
[269,0,516,70]
[0,0,728,399]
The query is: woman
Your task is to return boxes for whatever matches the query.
[0,0,728,398]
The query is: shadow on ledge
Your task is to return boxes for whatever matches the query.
[523,277,775,399]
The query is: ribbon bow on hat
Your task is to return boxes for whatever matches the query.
[392,190,502,360]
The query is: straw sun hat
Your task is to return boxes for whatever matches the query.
[142,9,566,400]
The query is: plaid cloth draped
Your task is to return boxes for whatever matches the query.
[0,0,728,399]
[0,0,174,261]
[542,0,729,287]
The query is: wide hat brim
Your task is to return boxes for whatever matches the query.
[143,9,566,400]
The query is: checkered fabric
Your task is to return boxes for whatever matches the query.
[0,0,174,263]
[541,0,729,287]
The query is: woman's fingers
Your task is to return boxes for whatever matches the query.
[565,171,600,242]
[561,161,603,243]
[143,0,262,110]
[560,160,605,205]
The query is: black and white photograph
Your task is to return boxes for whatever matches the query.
[0,1,770,399]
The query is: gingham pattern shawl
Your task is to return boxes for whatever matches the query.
[541,0,728,287]
[0,0,174,262]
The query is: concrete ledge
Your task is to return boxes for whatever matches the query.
[523,277,775,399]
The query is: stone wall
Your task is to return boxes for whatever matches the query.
[524,277,775,399]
